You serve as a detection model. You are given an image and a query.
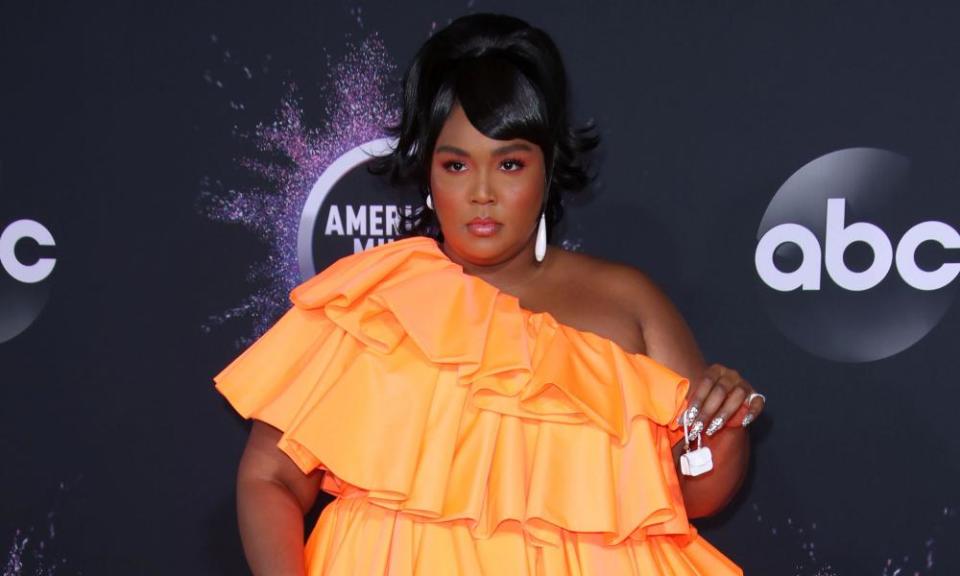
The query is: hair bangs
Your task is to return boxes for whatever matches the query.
[452,55,552,159]
[366,13,601,242]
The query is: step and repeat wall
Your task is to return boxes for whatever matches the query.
[2,1,958,574]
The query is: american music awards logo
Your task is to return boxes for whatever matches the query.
[296,137,422,278]
[754,147,959,362]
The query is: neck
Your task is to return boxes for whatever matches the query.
[439,239,548,295]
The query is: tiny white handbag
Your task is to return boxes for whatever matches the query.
[679,411,714,477]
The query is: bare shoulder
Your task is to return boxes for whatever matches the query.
[547,248,705,377]
[548,248,666,315]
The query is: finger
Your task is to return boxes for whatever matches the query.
[678,364,723,426]
[687,382,729,441]
[695,379,731,430]
[686,363,723,400]
[741,392,766,427]
[725,404,750,429]
[706,385,747,436]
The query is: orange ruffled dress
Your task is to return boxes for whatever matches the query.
[213,235,743,575]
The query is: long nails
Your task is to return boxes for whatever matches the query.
[686,420,704,442]
[741,413,755,427]
[683,405,699,426]
[705,416,725,436]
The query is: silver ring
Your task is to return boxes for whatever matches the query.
[745,392,766,406]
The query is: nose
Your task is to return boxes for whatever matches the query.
[469,173,496,205]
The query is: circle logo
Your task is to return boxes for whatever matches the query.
[0,219,56,343]
[297,138,423,278]
[754,148,959,362]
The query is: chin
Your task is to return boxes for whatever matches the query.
[447,234,517,264]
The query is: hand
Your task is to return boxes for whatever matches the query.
[677,363,765,441]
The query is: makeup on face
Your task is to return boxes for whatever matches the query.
[429,103,546,266]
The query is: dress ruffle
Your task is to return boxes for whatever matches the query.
[213,236,743,575]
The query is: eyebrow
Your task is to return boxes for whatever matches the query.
[435,142,534,156]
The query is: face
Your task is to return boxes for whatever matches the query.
[429,102,546,266]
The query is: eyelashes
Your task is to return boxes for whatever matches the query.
[442,158,527,172]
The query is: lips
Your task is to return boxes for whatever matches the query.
[467,217,500,237]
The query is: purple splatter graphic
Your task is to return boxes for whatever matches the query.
[3,478,78,576]
[749,501,838,575]
[197,32,399,345]
[745,501,956,575]
[195,17,585,346]
[193,15,958,576]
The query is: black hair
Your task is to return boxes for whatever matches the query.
[368,12,600,242]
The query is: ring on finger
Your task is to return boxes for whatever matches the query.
[745,392,766,406]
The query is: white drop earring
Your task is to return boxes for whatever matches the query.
[536,157,555,264]
[534,211,547,262]
[425,191,433,210]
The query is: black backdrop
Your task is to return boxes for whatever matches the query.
[2,1,959,574]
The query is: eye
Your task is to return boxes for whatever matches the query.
[501,158,526,171]
[442,160,467,172]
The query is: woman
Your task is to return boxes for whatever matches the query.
[214,12,765,575]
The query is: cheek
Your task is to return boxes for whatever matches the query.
[430,167,466,200]
[504,178,544,214]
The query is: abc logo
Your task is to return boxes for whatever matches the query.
[0,219,56,343]
[754,148,958,362]
[757,198,959,292]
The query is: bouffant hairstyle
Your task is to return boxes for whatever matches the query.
[368,12,600,242]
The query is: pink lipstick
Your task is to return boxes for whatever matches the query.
[467,217,500,237]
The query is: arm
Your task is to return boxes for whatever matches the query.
[236,419,325,576]
[625,270,750,519]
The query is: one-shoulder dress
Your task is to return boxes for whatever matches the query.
[213,235,743,575]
